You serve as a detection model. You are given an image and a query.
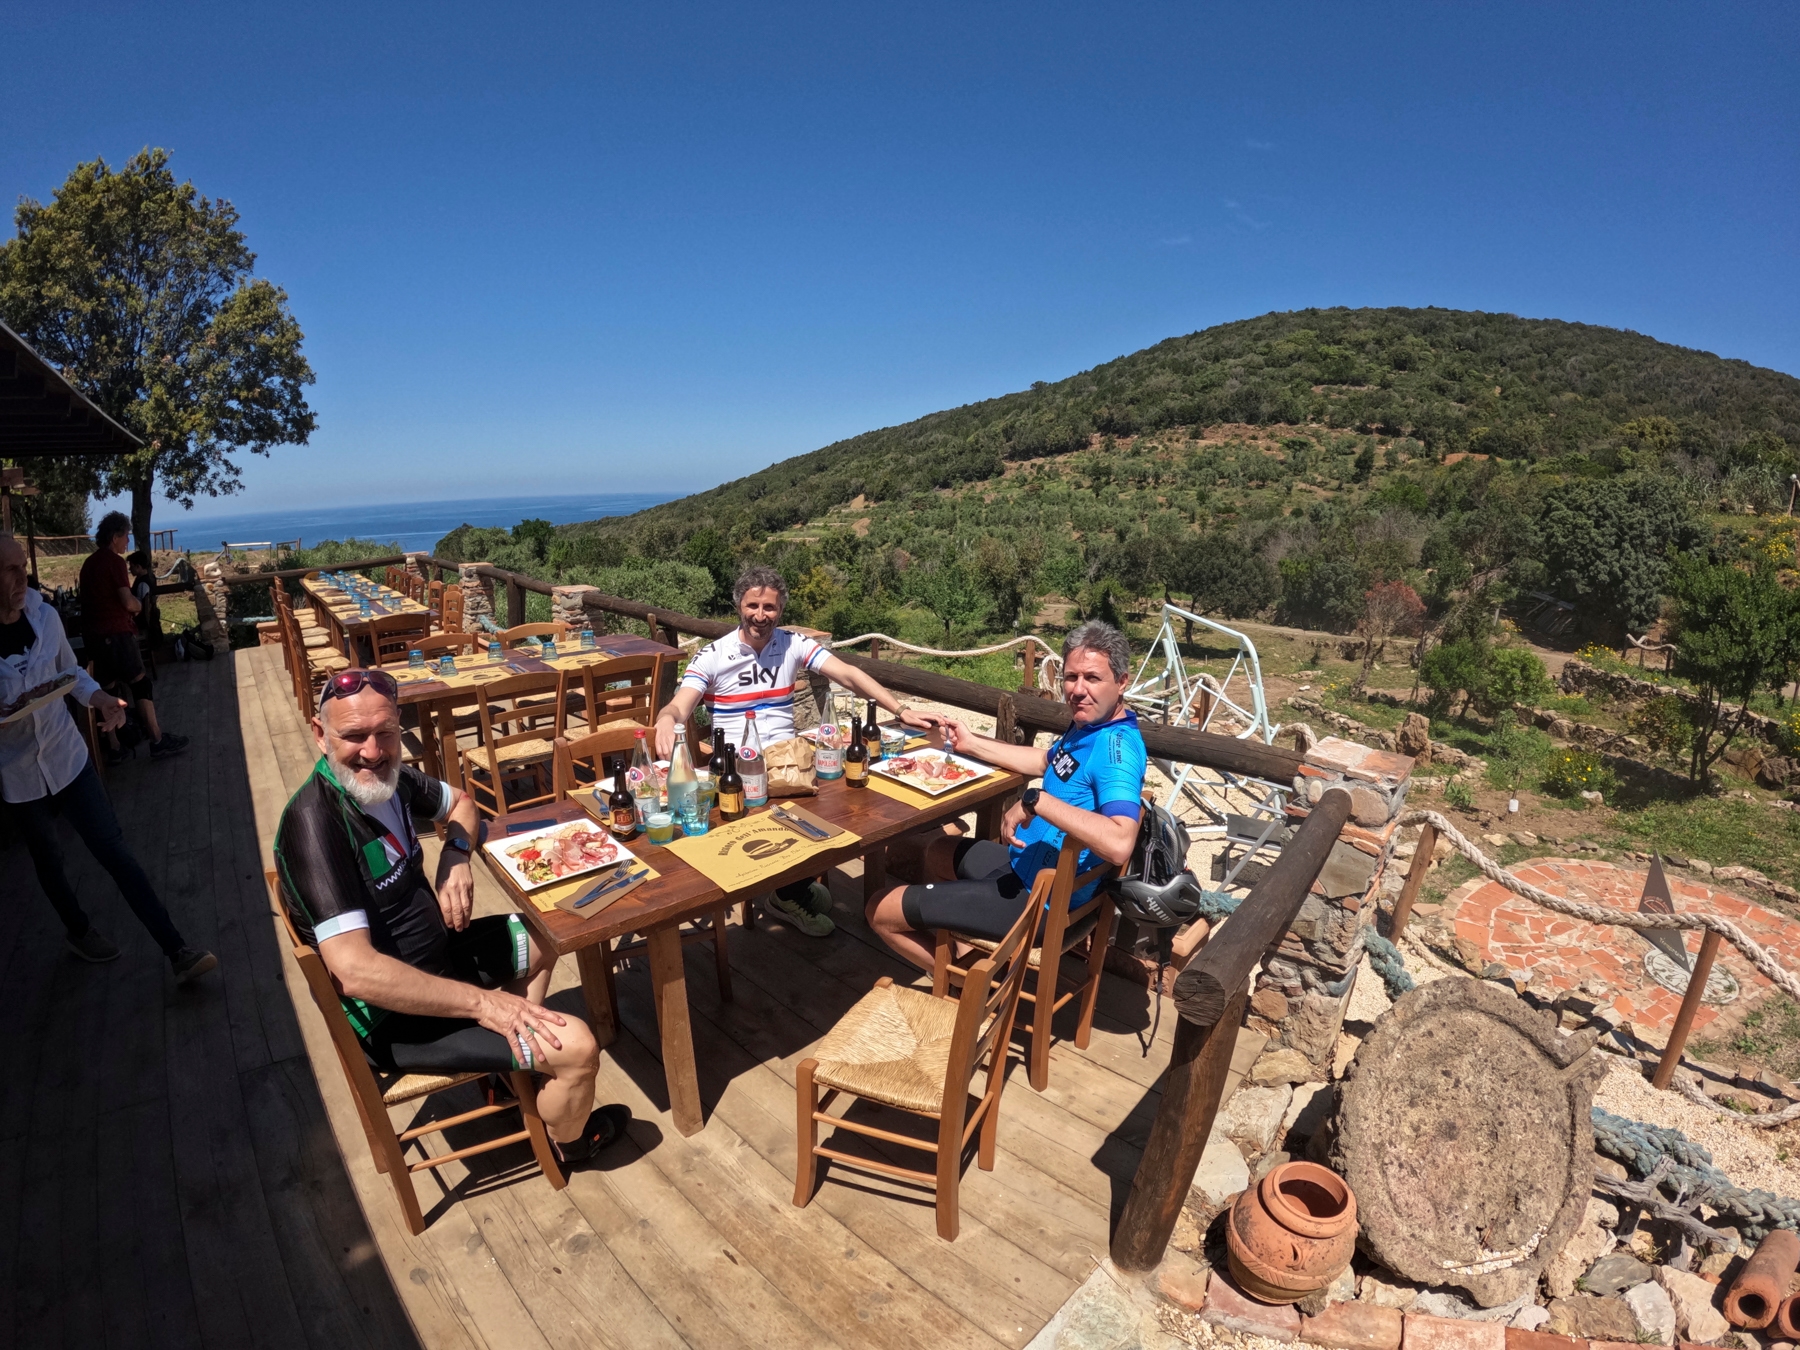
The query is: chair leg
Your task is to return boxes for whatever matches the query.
[931,930,954,997]
[794,1059,820,1207]
[511,1071,568,1191]
[978,1067,1003,1172]
[711,905,733,1003]
[1073,900,1115,1052]
[740,897,755,929]
[1026,968,1052,1093]
[935,1101,964,1241]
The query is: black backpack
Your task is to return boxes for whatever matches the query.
[1111,797,1207,929]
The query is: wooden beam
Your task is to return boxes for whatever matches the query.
[1111,786,1353,1270]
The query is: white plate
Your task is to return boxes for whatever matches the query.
[0,671,78,726]
[484,818,639,891]
[868,748,998,797]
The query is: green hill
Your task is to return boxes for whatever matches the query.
[434,307,1799,640]
[569,306,1800,547]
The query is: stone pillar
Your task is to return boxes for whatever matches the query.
[404,551,431,591]
[1247,736,1415,1085]
[458,563,495,629]
[196,557,231,653]
[552,584,592,631]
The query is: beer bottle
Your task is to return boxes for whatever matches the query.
[607,755,638,839]
[717,744,747,821]
[862,699,882,763]
[709,727,730,778]
[845,714,869,788]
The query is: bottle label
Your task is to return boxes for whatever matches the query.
[719,789,745,817]
[815,744,843,778]
[610,807,637,837]
[626,766,649,791]
[846,758,867,782]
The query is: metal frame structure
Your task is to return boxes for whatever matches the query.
[1124,604,1289,853]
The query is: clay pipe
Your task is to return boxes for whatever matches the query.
[1729,1228,1800,1329]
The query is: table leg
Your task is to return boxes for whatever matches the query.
[435,704,462,790]
[646,925,704,1136]
[575,943,618,1048]
[862,844,889,906]
[975,798,1004,841]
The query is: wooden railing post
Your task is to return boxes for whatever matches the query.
[1111,787,1353,1271]
[1388,821,1437,943]
[505,577,527,628]
[1651,930,1723,1091]
[1021,644,1038,692]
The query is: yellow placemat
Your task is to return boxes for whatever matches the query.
[867,770,1005,813]
[389,660,538,693]
[663,811,860,893]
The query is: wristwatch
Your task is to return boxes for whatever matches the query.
[444,836,472,857]
[1020,787,1041,818]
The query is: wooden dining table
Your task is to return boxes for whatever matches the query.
[300,574,432,660]
[476,766,1026,1136]
[381,633,682,789]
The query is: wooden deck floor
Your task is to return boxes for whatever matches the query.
[4,644,1178,1348]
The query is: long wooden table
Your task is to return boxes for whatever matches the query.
[478,768,1025,1136]
[300,574,431,658]
[385,633,681,788]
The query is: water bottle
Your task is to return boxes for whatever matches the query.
[667,725,699,821]
[627,728,656,827]
[814,687,844,780]
[740,711,768,808]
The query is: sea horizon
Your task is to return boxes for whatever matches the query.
[107,491,682,556]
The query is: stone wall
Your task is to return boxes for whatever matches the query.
[1560,658,1787,747]
[1248,737,1414,1085]
[195,557,231,653]
[458,563,495,630]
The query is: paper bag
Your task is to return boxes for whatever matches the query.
[764,735,817,797]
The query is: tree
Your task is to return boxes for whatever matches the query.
[1534,475,1702,631]
[1168,533,1279,630]
[512,518,556,561]
[1666,557,1798,782]
[1471,646,1551,717]
[908,555,990,639]
[1353,580,1426,691]
[1277,551,1365,631]
[1420,638,1486,717]
[0,149,314,549]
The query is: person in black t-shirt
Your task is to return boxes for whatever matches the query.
[275,668,628,1165]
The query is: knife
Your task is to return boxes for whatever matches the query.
[564,862,628,905]
[576,868,650,908]
[772,805,829,841]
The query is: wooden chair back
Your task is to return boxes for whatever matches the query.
[264,871,564,1234]
[368,612,433,666]
[438,583,464,634]
[499,622,572,650]
[408,633,479,661]
[932,835,1116,1092]
[460,670,569,818]
[569,653,665,734]
[552,725,650,801]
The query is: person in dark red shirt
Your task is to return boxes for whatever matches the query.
[79,512,187,761]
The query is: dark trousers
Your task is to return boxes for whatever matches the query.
[8,758,185,956]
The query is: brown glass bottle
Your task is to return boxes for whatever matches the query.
[862,700,882,762]
[607,755,638,839]
[717,744,747,820]
[845,715,869,788]
[709,727,730,778]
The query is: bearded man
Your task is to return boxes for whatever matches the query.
[274,668,628,1166]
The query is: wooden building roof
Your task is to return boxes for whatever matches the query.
[0,318,142,457]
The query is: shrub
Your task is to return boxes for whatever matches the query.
[1542,748,1616,802]
[1444,779,1476,811]
[1473,646,1552,717]
[1628,695,1696,767]
[1420,638,1486,716]
[1782,706,1800,757]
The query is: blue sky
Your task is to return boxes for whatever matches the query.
[3,1,1796,519]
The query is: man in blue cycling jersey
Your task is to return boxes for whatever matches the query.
[867,620,1146,971]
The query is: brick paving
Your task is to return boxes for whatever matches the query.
[1444,860,1800,1035]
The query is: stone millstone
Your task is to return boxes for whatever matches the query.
[1331,976,1605,1306]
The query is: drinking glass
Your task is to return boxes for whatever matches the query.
[541,639,559,660]
[695,775,717,820]
[646,812,675,846]
[408,650,425,669]
[438,654,457,677]
[487,640,503,663]
[680,807,710,837]
[580,626,597,650]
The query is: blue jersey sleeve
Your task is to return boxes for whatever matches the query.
[1092,724,1148,818]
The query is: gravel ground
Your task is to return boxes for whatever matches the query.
[1594,1054,1800,1199]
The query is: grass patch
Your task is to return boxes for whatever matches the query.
[1692,998,1800,1078]
[1610,795,1800,893]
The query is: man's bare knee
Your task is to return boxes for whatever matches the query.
[544,1019,598,1076]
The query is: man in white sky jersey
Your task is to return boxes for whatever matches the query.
[654,564,936,934]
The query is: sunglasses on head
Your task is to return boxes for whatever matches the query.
[317,668,400,714]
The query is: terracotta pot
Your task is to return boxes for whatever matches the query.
[1729,1229,1799,1329]
[1226,1160,1358,1304]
